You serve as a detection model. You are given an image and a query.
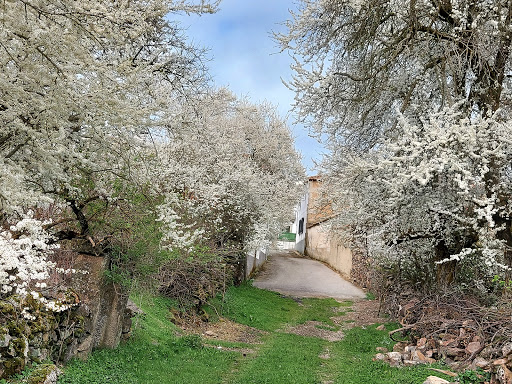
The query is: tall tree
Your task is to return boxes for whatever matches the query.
[277,0,512,149]
[0,0,218,297]
[278,0,512,290]
[157,88,305,255]
[0,0,215,214]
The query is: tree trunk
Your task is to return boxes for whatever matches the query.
[435,240,456,286]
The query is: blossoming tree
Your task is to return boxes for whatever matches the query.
[1,0,304,301]
[278,0,512,290]
[0,0,305,372]
[0,0,217,297]
[156,88,304,266]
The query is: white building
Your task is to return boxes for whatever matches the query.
[294,176,353,278]
[292,191,308,253]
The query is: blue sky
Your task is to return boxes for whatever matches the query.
[174,0,325,174]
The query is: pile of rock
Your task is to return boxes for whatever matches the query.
[24,364,61,384]
[373,293,512,382]
[374,335,512,384]
[379,332,487,368]
[374,345,435,367]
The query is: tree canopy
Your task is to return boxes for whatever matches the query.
[278,0,512,149]
[279,0,512,290]
[0,0,304,299]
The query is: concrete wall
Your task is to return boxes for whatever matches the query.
[274,241,296,251]
[246,248,267,278]
[306,223,353,278]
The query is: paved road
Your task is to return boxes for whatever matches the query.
[253,251,366,300]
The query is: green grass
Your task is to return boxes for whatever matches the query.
[207,283,300,331]
[277,232,296,242]
[231,333,325,384]
[202,339,254,350]
[365,292,377,300]
[54,283,454,384]
[321,324,453,384]
[209,284,454,384]
[295,297,343,326]
[208,282,343,331]
[58,296,238,384]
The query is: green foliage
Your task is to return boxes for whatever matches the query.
[492,275,512,291]
[103,263,132,288]
[456,368,491,384]
[277,232,296,242]
[2,363,35,382]
[97,185,178,292]
[59,174,177,294]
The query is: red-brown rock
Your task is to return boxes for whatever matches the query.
[465,341,481,355]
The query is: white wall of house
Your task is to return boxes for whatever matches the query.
[294,191,308,253]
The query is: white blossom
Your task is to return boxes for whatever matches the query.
[156,89,304,253]
[0,213,57,296]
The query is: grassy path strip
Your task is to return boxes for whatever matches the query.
[207,284,337,383]
[319,324,453,384]
[55,283,454,384]
[206,283,454,384]
[231,333,325,384]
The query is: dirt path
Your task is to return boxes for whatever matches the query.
[176,276,389,384]
[252,251,366,300]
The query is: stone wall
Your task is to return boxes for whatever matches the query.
[0,254,134,379]
[0,292,84,378]
[68,254,130,358]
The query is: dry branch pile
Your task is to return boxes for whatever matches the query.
[158,251,245,311]
[159,258,229,310]
[378,292,512,382]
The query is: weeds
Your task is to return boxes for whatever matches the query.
[456,368,491,384]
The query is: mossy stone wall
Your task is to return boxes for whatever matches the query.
[0,292,84,378]
[0,254,132,379]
